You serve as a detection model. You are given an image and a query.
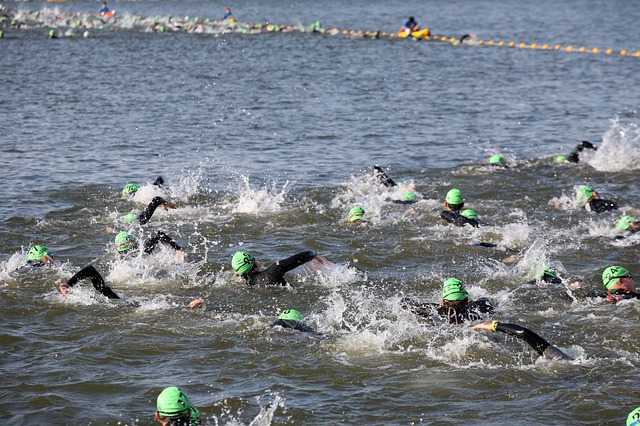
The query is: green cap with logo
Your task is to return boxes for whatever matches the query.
[122,213,138,224]
[617,215,638,231]
[28,245,51,261]
[156,386,191,418]
[489,155,506,165]
[461,209,477,219]
[232,251,254,276]
[445,188,464,205]
[442,278,469,301]
[278,309,303,321]
[121,183,139,197]
[555,155,568,163]
[601,265,631,290]
[114,231,138,252]
[627,406,640,426]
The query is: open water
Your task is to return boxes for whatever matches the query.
[1,0,640,424]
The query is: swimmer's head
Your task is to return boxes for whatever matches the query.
[627,407,640,426]
[543,266,557,278]
[156,386,191,419]
[114,231,138,252]
[403,191,417,201]
[122,213,137,224]
[232,251,254,276]
[28,245,53,263]
[121,183,138,198]
[278,309,303,321]
[489,155,506,166]
[601,265,631,290]
[555,155,569,163]
[445,188,464,210]
[617,215,639,231]
[348,206,365,222]
[442,277,469,302]
[576,185,596,205]
[460,209,477,219]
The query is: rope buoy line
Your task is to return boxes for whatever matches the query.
[0,7,637,58]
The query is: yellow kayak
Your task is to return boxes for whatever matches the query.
[397,28,431,38]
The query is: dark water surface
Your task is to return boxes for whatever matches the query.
[1,0,640,424]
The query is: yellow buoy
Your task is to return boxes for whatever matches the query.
[592,47,600,53]
[508,41,515,47]
[488,40,494,45]
[498,41,504,46]
[566,45,573,51]
[357,30,363,35]
[349,30,355,35]
[440,36,447,41]
[578,47,586,52]
[605,49,613,54]
[531,43,537,49]
[621,50,628,56]
[634,51,640,57]
[555,45,561,50]
[542,44,549,49]
[478,40,485,45]
[381,32,387,37]
[519,42,526,47]
[342,29,348,34]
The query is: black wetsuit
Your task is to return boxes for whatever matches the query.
[270,319,317,333]
[372,166,397,187]
[138,196,171,225]
[243,250,316,286]
[585,198,618,213]
[143,231,182,254]
[493,322,571,361]
[403,297,494,325]
[440,210,482,228]
[567,140,597,163]
[66,265,120,299]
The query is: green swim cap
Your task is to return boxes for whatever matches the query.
[627,406,640,426]
[602,265,631,290]
[232,251,254,276]
[576,185,595,205]
[114,231,138,252]
[122,213,137,224]
[121,183,138,197]
[348,206,365,222]
[542,266,557,278]
[445,188,464,205]
[278,309,303,321]
[403,191,417,201]
[555,155,568,163]
[442,278,469,301]
[28,245,51,261]
[461,209,477,219]
[157,386,191,418]
[489,155,506,165]
[617,215,638,231]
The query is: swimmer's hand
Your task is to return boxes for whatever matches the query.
[105,226,115,233]
[472,321,498,332]
[567,281,583,290]
[309,254,332,270]
[188,299,206,309]
[163,201,178,210]
[175,250,186,262]
[59,283,70,298]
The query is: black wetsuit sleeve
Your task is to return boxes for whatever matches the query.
[271,319,316,333]
[440,211,479,228]
[372,166,397,187]
[494,323,570,360]
[143,231,182,254]
[66,265,120,299]
[247,251,316,286]
[274,251,317,274]
[138,196,166,225]
[587,199,618,213]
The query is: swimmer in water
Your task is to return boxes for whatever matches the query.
[627,407,640,426]
[121,176,165,199]
[25,245,55,267]
[231,250,322,286]
[114,230,184,258]
[473,321,572,360]
[403,277,494,325]
[440,188,482,228]
[576,185,618,213]
[155,386,203,426]
[365,165,397,187]
[116,196,178,227]
[271,309,317,334]
[555,140,597,164]
[58,265,120,299]
[348,206,365,225]
[614,215,640,240]
[600,265,639,303]
[489,154,508,168]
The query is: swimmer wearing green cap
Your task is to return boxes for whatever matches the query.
[59,265,120,299]
[115,230,183,257]
[440,189,483,228]
[231,249,319,286]
[403,277,494,325]
[119,196,178,226]
[26,245,55,267]
[489,154,507,167]
[576,185,618,213]
[155,386,202,426]
[473,321,572,361]
[271,309,317,333]
[348,206,365,224]
[601,265,638,303]
[121,176,165,199]
[558,140,597,164]
[386,190,419,205]
[627,407,640,426]
[617,215,640,233]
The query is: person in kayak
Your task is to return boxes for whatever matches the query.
[58,265,120,299]
[271,309,317,334]
[473,320,572,360]
[231,250,321,286]
[403,277,494,325]
[576,185,618,213]
[155,386,203,426]
[400,16,420,34]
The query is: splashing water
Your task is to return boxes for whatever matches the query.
[585,116,640,172]
[232,176,289,214]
